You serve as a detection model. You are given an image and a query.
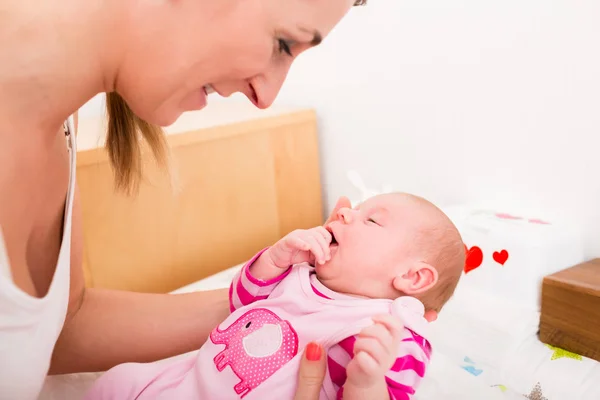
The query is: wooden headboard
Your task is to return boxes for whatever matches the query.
[77,101,324,293]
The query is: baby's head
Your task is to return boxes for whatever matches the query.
[320,193,464,312]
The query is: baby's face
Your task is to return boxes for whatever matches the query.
[320,193,437,298]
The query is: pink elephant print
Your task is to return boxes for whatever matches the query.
[210,308,299,397]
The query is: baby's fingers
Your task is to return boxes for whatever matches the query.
[372,314,404,342]
[301,234,327,265]
[312,228,332,262]
[353,337,388,370]
[358,323,394,351]
[301,230,331,264]
[313,226,332,244]
[286,235,311,252]
[353,351,379,378]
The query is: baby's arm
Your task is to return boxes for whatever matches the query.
[229,226,332,312]
[340,317,430,400]
[383,331,430,400]
[228,248,290,312]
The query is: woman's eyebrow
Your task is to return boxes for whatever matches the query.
[297,27,322,46]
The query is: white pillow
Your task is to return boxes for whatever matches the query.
[443,205,585,312]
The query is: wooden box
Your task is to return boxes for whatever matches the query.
[539,258,600,362]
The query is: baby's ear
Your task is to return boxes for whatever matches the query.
[424,310,438,322]
[393,262,438,295]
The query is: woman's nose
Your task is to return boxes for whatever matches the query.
[249,62,292,109]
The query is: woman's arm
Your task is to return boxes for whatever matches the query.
[50,286,229,374]
[49,187,229,374]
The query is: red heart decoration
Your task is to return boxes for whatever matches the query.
[464,245,483,274]
[493,250,509,265]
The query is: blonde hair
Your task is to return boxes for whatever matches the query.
[105,92,170,194]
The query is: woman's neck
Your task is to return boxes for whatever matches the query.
[0,0,126,140]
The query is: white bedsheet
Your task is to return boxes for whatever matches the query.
[424,284,600,400]
[40,263,599,400]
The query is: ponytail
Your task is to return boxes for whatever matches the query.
[105,92,170,194]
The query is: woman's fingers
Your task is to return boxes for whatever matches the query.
[294,343,326,400]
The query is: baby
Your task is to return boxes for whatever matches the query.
[85,192,465,400]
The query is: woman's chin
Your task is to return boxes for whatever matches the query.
[179,88,208,112]
[135,105,181,128]
[140,91,208,127]
[145,105,187,128]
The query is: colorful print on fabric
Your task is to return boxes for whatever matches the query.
[460,356,483,376]
[210,308,299,397]
[525,382,547,400]
[544,344,583,361]
[490,384,508,393]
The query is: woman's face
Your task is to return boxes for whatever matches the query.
[117,0,357,126]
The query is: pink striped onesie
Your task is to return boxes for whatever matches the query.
[84,249,431,400]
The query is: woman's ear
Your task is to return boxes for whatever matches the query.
[393,262,438,295]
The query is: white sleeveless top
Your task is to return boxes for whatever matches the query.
[0,117,77,400]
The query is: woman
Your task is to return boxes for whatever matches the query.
[0,0,366,399]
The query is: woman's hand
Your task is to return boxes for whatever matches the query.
[294,343,327,400]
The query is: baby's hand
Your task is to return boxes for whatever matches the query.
[346,314,404,389]
[268,227,332,269]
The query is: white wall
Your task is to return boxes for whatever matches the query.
[275,0,600,258]
[80,1,600,257]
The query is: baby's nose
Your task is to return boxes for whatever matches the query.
[337,207,354,224]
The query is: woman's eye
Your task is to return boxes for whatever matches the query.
[278,39,292,56]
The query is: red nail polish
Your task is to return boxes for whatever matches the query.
[306,342,321,361]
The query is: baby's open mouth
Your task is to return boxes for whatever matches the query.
[326,226,338,246]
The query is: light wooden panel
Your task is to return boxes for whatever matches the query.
[77,102,323,293]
